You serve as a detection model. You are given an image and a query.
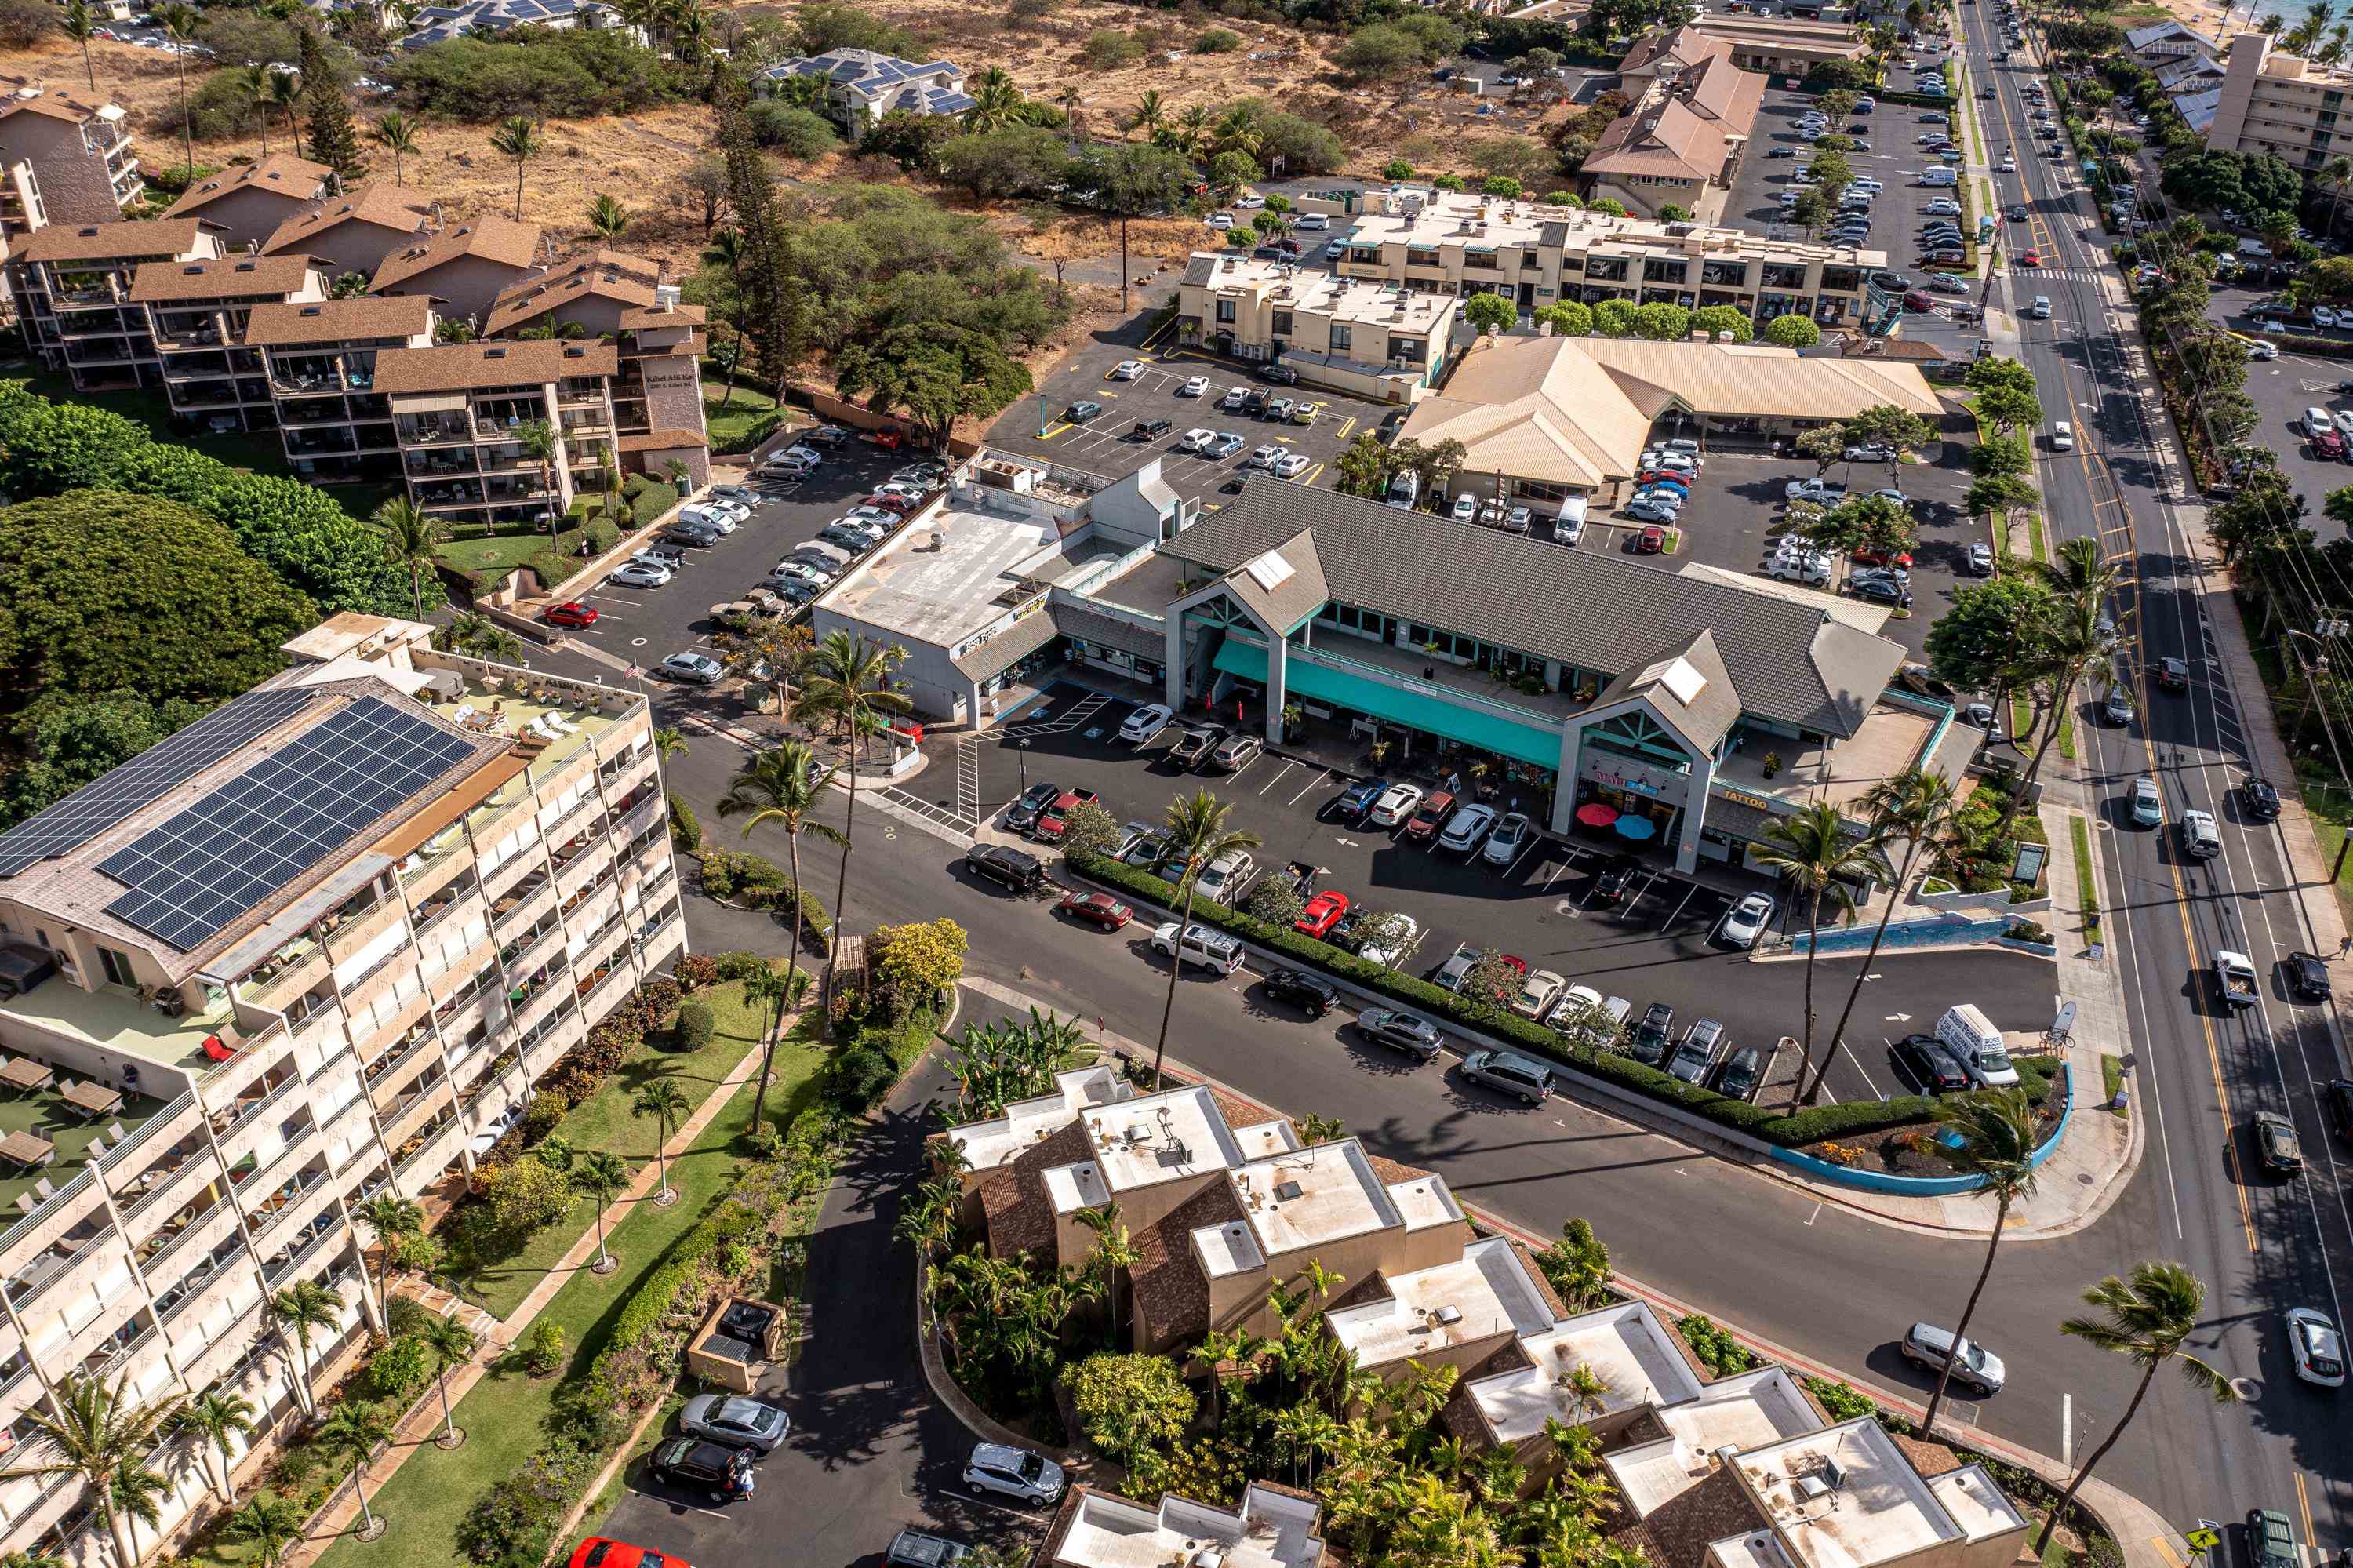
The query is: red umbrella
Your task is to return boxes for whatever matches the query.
[1576,802,1620,828]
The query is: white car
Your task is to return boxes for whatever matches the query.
[1450,493,1478,522]
[1368,784,1424,828]
[676,506,736,534]
[1512,969,1568,1020]
[1233,193,1266,209]
[1208,213,1234,231]
[1356,912,1420,970]
[1246,444,1283,469]
[1272,453,1311,478]
[1769,553,1831,586]
[1120,704,1173,744]
[660,651,724,686]
[608,559,672,588]
[1718,892,1776,949]
[1179,427,1217,453]
[2000,155,2017,171]
[1194,849,1255,905]
[1627,498,1678,523]
[1438,804,1497,852]
[766,562,830,588]
[2250,340,2280,360]
[963,1443,1067,1508]
[1178,375,1210,398]
[1482,811,1533,867]
[1220,387,1249,410]
[2288,1307,2346,1388]
[1109,359,1144,380]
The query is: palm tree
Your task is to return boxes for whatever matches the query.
[2035,1262,2237,1555]
[106,1461,168,1563]
[1128,88,1166,140]
[224,1493,305,1567]
[1996,537,2122,843]
[1055,84,1083,144]
[701,227,749,409]
[417,1309,477,1448]
[1072,1202,1140,1347]
[653,725,689,762]
[374,497,444,619]
[267,68,303,156]
[1917,1089,2039,1437]
[172,1388,256,1502]
[514,417,561,543]
[587,191,629,244]
[314,1400,392,1541]
[1149,789,1263,1087]
[1175,104,1211,158]
[631,1073,691,1203]
[797,631,911,1034]
[1749,801,1877,1106]
[962,66,1024,132]
[158,2,202,176]
[0,1373,187,1568]
[266,1279,343,1416]
[2323,155,2353,240]
[1810,769,1957,1104]
[574,1149,629,1273]
[718,741,843,1129]
[489,115,544,222]
[373,111,421,185]
[1213,104,1263,162]
[62,0,97,92]
[436,610,523,664]
[743,968,794,1139]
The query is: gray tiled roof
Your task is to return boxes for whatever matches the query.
[1595,628,1742,754]
[952,610,1060,682]
[1206,527,1328,637]
[1160,483,1904,737]
[1053,602,1166,661]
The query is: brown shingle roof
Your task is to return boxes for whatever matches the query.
[260,184,434,257]
[485,249,660,334]
[373,339,616,394]
[129,253,316,304]
[242,296,436,347]
[162,153,332,219]
[977,1120,1093,1260]
[1610,1464,1770,1568]
[1129,1179,1246,1349]
[371,213,542,292]
[619,304,707,329]
[0,76,111,125]
[24,220,207,264]
[1890,1433,1962,1479]
[617,428,710,452]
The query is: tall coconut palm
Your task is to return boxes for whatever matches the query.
[1149,789,1263,1088]
[356,1192,424,1310]
[158,2,202,176]
[1073,1201,1139,1348]
[1213,104,1262,161]
[314,1400,392,1540]
[437,610,522,664]
[631,1073,691,1202]
[1749,801,1878,1106]
[514,416,561,543]
[1809,769,1958,1104]
[224,1493,305,1567]
[587,191,629,244]
[653,725,690,762]
[1128,88,1166,140]
[701,227,749,408]
[573,1149,629,1273]
[2035,1262,2237,1555]
[797,631,911,1034]
[372,110,421,184]
[718,742,842,1128]
[962,66,1024,132]
[267,68,303,155]
[105,1461,168,1563]
[417,1309,476,1447]
[0,1373,187,1568]
[62,0,98,92]
[1919,1089,2040,1436]
[266,1279,343,1416]
[1175,104,1211,158]
[1995,537,2122,843]
[489,115,544,221]
[373,496,444,619]
[171,1388,256,1502]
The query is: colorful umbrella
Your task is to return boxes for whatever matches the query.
[1575,802,1620,828]
[1614,814,1657,841]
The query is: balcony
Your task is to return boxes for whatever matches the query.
[391,1115,466,1191]
[261,1221,341,1290]
[398,417,474,446]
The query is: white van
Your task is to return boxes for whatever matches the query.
[2029,295,2051,319]
[1933,1003,2020,1088]
[1554,495,1588,546]
[1921,166,1958,187]
[1387,468,1420,510]
[2049,420,2075,451]
[2305,406,2337,438]
[1296,213,1330,231]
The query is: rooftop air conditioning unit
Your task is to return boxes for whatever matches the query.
[1820,1457,1848,1491]
[1433,1304,1463,1325]
[1793,1476,1831,1505]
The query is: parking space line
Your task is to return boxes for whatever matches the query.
[1257,760,1296,795]
[1843,1041,1886,1102]
[1286,767,1329,806]
[1664,881,1703,928]
[624,1490,733,1520]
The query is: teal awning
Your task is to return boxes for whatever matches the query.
[1213,640,1563,769]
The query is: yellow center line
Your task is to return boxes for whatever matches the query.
[2295,1471,2315,1555]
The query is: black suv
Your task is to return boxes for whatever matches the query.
[651,1438,755,1503]
[1890,1033,1970,1093]
[1628,1002,1674,1065]
[2286,951,2333,1002]
[1131,417,1173,440]
[965,845,1045,893]
[1005,780,1060,831]
[1595,855,1644,904]
[1714,1046,1764,1101]
[2242,776,2282,820]
[1263,968,1339,1018]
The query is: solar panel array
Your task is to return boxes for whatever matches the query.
[0,689,325,879]
[97,697,478,952]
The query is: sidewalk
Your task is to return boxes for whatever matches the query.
[282,1022,779,1565]
[955,975,2182,1568]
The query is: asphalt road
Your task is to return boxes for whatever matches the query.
[1965,5,2353,1550]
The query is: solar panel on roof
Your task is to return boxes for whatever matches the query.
[0,689,324,879]
[96,696,476,952]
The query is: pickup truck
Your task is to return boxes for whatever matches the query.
[2213,950,2260,1009]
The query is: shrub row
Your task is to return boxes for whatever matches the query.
[699,848,832,946]
[1069,852,2052,1149]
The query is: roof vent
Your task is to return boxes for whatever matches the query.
[77,227,97,237]
[234,260,255,271]
[299,305,322,316]
[482,346,507,358]
[181,264,204,275]
[1273,1181,1303,1202]
[563,345,585,356]
[1794,1475,1831,1505]
[1432,1304,1463,1325]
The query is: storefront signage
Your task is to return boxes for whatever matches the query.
[1579,753,1688,806]
[1714,787,1773,811]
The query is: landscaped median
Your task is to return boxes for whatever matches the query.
[1065,850,2059,1162]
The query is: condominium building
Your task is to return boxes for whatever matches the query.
[2203,31,2353,168]
[1324,191,1889,327]
[0,76,142,241]
[368,213,544,329]
[1175,251,1460,400]
[14,219,218,390]
[1046,1483,1328,1568]
[1583,48,1762,224]
[376,338,628,532]
[244,296,438,485]
[0,613,682,1564]
[260,183,435,282]
[1620,16,1869,81]
[161,153,334,251]
[132,254,328,436]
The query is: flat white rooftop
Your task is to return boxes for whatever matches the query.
[947,1065,1134,1171]
[1735,1420,1963,1568]
[1229,1140,1402,1262]
[1928,1468,2028,1544]
[1610,1367,1824,1515]
[1078,1086,1252,1195]
[826,497,1067,649]
[1053,1485,1325,1568]
[1467,1301,1704,1442]
[1325,1236,1552,1368]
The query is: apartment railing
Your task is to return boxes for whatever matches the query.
[262,1224,340,1290]
[95,1090,194,1178]
[144,1194,231,1279]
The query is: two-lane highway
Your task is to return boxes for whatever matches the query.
[1960,4,2353,1546]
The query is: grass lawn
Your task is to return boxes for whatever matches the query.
[2070,813,2101,944]
[437,529,561,582]
[704,381,782,456]
[447,980,777,1322]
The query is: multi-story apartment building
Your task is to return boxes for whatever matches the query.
[368,213,543,329]
[1620,15,1869,80]
[1324,191,1888,327]
[131,254,327,436]
[260,184,435,283]
[376,339,628,531]
[2203,32,2353,168]
[0,613,682,1564]
[1175,251,1460,401]
[245,297,438,485]
[0,77,142,238]
[15,219,218,389]
[1583,48,1761,224]
[161,153,334,251]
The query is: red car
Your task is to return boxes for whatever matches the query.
[861,492,917,514]
[2019,249,2042,267]
[1402,789,1457,842]
[1636,525,1666,553]
[569,1542,687,1568]
[1636,471,1693,490]
[1294,890,1352,939]
[864,427,907,450]
[544,601,598,628]
[1031,788,1100,842]
[1851,546,1915,569]
[1058,891,1133,931]
[1497,953,1529,977]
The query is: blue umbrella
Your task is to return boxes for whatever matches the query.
[1614,814,1657,841]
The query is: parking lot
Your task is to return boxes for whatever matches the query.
[981,328,1402,504]
[1728,82,1966,258]
[940,679,2049,1104]
[2212,285,2353,542]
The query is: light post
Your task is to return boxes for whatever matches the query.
[2284,626,2353,882]
[1018,737,1031,795]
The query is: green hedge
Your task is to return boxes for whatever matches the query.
[1068,853,2052,1149]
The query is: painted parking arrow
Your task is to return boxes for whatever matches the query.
[1883,1012,1912,1022]
[1333,837,1358,847]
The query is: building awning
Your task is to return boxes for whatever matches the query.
[1213,639,1562,769]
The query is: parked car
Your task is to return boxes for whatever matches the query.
[1900,1322,2005,1396]
[678,1395,790,1453]
[651,1439,755,1503]
[1667,1018,1725,1085]
[1169,725,1225,768]
[965,845,1045,893]
[1439,804,1497,852]
[660,652,723,686]
[1890,1033,1971,1093]
[1716,893,1775,949]
[1005,780,1060,832]
[1595,855,1644,904]
[962,1444,1067,1507]
[1118,704,1173,744]
[1295,890,1352,939]
[1368,784,1425,828]
[567,1540,675,1568]
[1513,969,1567,1021]
[1195,849,1256,906]
[1358,1008,1444,1059]
[1460,1049,1556,1105]
[1628,1002,1675,1066]
[1263,967,1339,1018]
[1966,541,1995,577]
[1714,1046,1765,1101]
[886,1530,972,1568]
[1057,892,1133,931]
[1345,909,1420,970]
[1332,777,1390,819]
[544,601,598,628]
[1402,790,1457,842]
[1482,811,1533,866]
[2285,951,2333,1002]
[1179,375,1210,398]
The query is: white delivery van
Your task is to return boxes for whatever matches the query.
[1554,495,1588,545]
[1921,166,1958,187]
[1934,1003,2021,1088]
